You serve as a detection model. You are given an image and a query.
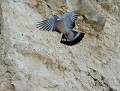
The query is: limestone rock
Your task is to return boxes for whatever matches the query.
[96,0,112,11]
[0,0,120,91]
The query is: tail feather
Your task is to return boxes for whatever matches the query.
[60,31,85,46]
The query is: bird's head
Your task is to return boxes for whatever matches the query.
[53,15,60,21]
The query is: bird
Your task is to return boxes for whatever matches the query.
[36,10,85,46]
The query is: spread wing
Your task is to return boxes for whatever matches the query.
[36,16,60,33]
[63,10,80,30]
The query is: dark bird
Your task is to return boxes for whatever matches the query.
[36,10,85,46]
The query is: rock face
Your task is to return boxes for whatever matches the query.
[0,0,120,91]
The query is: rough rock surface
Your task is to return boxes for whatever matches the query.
[0,0,120,91]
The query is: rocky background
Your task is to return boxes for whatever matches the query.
[0,0,120,91]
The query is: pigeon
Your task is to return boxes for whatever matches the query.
[36,10,85,46]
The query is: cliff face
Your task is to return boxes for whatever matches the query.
[0,0,120,91]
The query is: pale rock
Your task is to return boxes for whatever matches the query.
[67,0,106,32]
[0,0,120,91]
[96,0,112,10]
[93,14,106,32]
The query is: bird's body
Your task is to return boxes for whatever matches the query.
[37,10,85,46]
[55,19,67,34]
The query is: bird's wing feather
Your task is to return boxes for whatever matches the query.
[63,10,80,30]
[37,17,60,33]
[60,31,85,46]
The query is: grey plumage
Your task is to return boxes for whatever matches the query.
[36,10,85,46]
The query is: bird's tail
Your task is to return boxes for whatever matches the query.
[60,31,85,46]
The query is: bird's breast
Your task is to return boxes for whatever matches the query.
[56,21,69,34]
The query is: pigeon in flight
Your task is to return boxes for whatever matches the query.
[36,10,85,46]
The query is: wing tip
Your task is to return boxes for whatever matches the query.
[36,20,52,31]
